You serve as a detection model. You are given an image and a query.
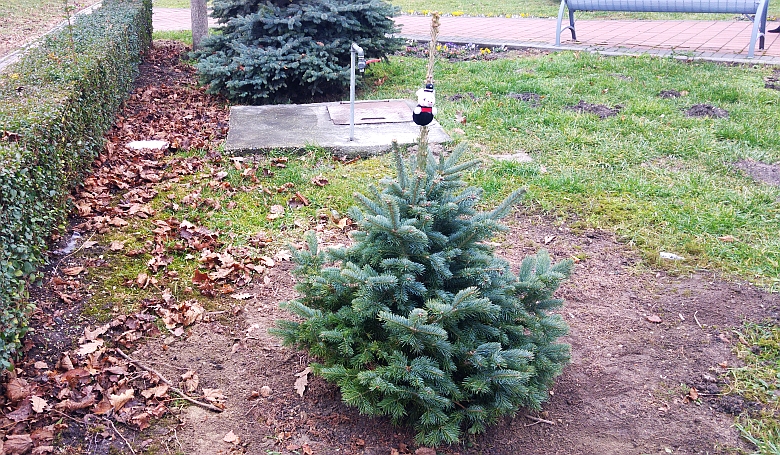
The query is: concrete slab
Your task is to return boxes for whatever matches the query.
[224,99,451,156]
[327,100,411,125]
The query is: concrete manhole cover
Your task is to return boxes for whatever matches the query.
[327,100,412,125]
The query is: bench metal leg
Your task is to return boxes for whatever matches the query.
[556,0,576,46]
[748,0,769,58]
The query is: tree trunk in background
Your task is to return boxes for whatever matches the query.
[191,0,208,50]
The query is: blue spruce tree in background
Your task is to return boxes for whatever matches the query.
[274,141,573,446]
[194,0,401,103]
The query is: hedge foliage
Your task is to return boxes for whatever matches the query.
[0,0,152,371]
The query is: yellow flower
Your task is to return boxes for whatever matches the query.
[480,48,492,55]
[10,73,19,80]
[452,11,464,16]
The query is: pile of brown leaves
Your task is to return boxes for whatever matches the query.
[0,41,237,455]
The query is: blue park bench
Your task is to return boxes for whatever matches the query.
[555,0,771,57]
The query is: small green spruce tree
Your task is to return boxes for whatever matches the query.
[194,0,402,104]
[274,142,573,445]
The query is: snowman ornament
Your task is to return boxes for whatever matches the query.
[412,83,437,126]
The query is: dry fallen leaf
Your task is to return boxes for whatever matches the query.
[93,397,113,415]
[223,430,240,445]
[141,384,170,399]
[132,412,151,431]
[83,323,110,341]
[203,388,226,403]
[267,204,285,220]
[55,394,96,411]
[109,240,126,251]
[295,367,311,397]
[274,249,293,261]
[30,426,55,444]
[646,314,662,324]
[57,353,74,371]
[717,235,737,243]
[61,266,85,276]
[259,256,275,267]
[82,240,98,249]
[8,399,32,421]
[76,340,104,356]
[31,396,48,413]
[4,434,33,455]
[182,371,200,393]
[109,388,135,411]
[109,216,129,227]
[6,378,31,402]
[311,175,329,187]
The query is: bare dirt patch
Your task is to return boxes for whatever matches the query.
[126,211,779,455]
[765,69,780,90]
[2,41,778,455]
[566,100,623,118]
[507,92,541,106]
[658,89,683,98]
[686,104,729,118]
[733,158,780,187]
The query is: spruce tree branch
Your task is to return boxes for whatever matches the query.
[115,348,224,413]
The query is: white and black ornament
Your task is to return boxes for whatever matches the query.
[412,83,437,126]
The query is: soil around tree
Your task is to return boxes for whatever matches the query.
[1,41,778,455]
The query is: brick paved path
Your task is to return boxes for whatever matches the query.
[152,7,780,64]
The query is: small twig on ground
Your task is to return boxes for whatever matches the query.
[244,401,261,417]
[115,348,224,413]
[51,409,84,424]
[693,311,704,329]
[104,418,137,455]
[524,414,556,426]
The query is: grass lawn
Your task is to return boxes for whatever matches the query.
[359,50,780,289]
[0,0,99,57]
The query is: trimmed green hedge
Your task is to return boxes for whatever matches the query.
[0,0,152,370]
